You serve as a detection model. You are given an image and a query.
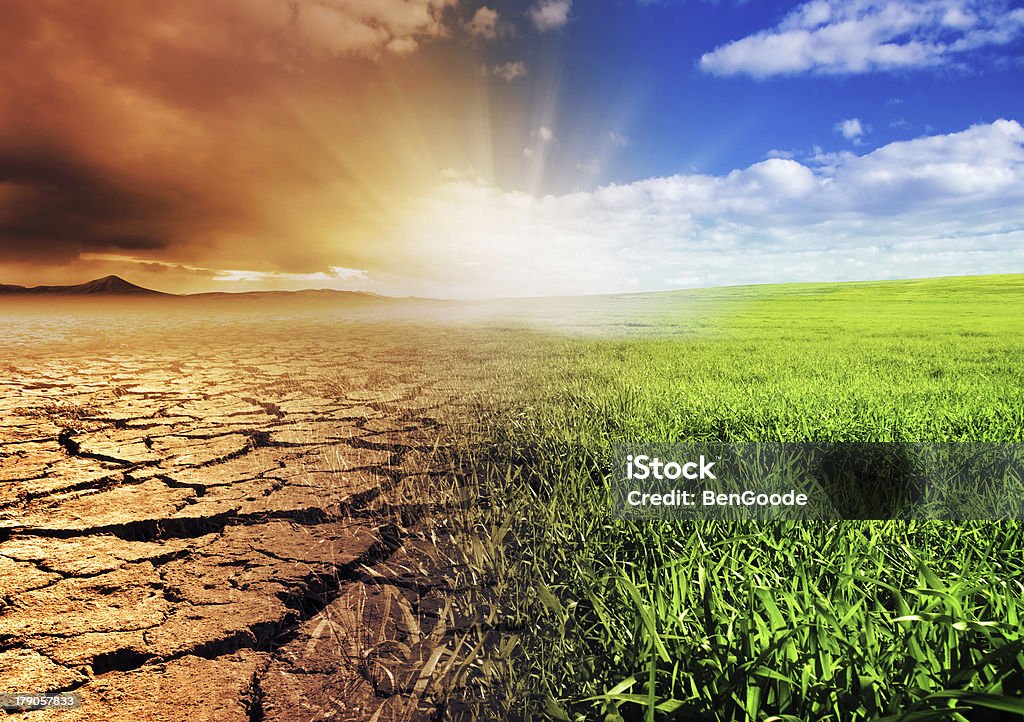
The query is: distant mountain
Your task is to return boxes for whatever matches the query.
[0,275,167,295]
[0,275,410,301]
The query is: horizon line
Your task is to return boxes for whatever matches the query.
[1,271,1022,303]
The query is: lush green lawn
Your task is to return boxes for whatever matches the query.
[434,275,1024,721]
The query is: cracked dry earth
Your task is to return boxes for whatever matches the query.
[1,308,483,721]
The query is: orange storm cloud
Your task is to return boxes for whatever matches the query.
[0,0,502,293]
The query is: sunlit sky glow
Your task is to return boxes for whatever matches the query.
[1,0,1023,297]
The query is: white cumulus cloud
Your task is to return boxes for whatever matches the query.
[465,6,499,39]
[385,120,1024,298]
[835,117,868,143]
[492,61,527,81]
[700,0,1024,78]
[530,0,572,31]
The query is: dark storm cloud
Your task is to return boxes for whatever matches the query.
[0,0,476,289]
[0,144,197,261]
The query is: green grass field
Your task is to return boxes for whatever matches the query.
[431,275,1024,721]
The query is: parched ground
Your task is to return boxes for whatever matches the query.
[0,306,486,721]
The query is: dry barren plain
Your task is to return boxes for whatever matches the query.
[0,300,486,722]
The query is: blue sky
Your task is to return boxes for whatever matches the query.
[484,0,1024,193]
[393,0,1024,297]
